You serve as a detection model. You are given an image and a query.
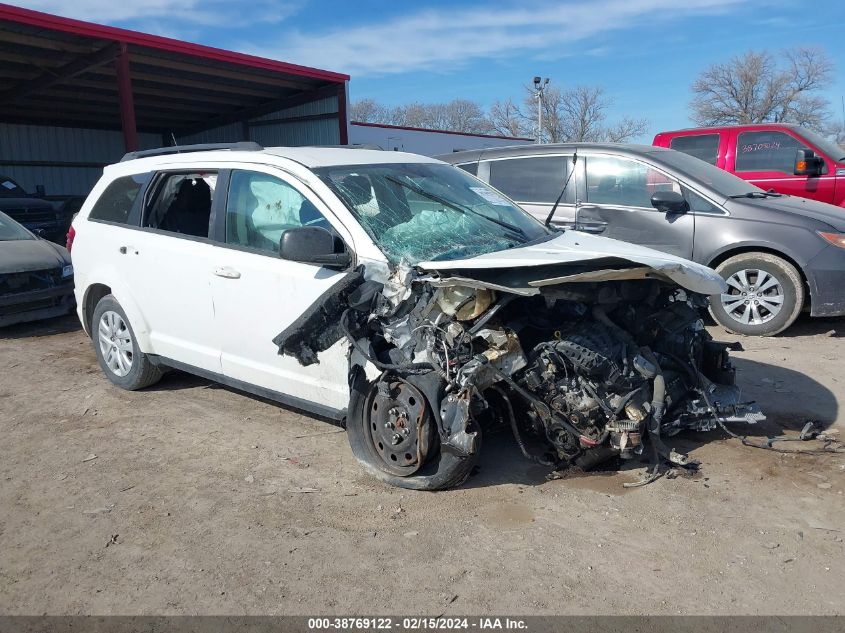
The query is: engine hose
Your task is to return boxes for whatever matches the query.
[592,305,635,344]
[486,364,589,446]
[491,386,556,467]
[340,309,446,378]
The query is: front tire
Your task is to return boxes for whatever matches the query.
[92,295,163,390]
[709,252,804,337]
[346,371,479,490]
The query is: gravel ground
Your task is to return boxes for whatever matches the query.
[1,313,843,615]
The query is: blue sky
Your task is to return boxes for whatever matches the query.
[16,0,845,141]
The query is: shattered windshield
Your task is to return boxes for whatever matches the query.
[316,162,552,263]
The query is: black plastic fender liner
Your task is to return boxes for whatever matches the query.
[345,365,481,491]
[272,266,381,366]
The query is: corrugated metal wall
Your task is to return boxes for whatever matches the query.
[0,123,160,195]
[180,96,341,147]
[0,94,341,197]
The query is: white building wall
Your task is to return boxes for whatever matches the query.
[348,122,533,157]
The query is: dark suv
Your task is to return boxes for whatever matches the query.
[439,143,845,336]
[0,174,79,244]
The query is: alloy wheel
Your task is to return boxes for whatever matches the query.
[98,310,133,377]
[720,269,784,326]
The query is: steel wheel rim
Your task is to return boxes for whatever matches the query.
[720,268,785,326]
[98,311,133,377]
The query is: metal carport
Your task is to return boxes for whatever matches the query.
[0,3,350,195]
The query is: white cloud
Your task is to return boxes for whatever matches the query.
[15,0,301,29]
[252,0,765,76]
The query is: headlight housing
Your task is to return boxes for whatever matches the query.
[818,232,845,249]
[62,264,74,278]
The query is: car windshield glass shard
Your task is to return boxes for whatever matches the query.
[0,211,34,240]
[317,163,550,263]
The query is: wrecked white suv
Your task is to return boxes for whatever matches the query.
[71,143,763,490]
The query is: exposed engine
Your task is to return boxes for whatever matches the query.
[275,264,765,490]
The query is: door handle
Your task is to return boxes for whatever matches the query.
[213,266,241,279]
[119,246,137,255]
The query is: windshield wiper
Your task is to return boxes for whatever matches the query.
[383,175,528,239]
[730,190,782,199]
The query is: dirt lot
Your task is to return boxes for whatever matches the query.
[1,313,844,616]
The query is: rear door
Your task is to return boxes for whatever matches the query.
[209,167,354,412]
[483,154,576,227]
[576,153,695,258]
[119,169,221,372]
[666,132,725,168]
[728,129,836,203]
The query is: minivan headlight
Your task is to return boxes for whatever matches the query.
[818,232,845,249]
[62,264,74,278]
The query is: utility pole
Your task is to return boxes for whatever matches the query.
[532,76,549,144]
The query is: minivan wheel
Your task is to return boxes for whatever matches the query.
[710,253,804,337]
[92,295,163,390]
[346,370,480,491]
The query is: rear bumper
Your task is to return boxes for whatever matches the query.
[806,246,845,317]
[0,283,75,327]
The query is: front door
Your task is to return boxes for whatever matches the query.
[576,154,695,259]
[209,168,353,412]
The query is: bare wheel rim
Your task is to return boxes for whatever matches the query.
[98,310,133,377]
[720,268,785,326]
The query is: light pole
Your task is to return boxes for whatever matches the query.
[533,76,549,144]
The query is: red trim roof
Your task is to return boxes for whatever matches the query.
[351,120,534,142]
[0,2,349,83]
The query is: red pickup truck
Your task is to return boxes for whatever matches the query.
[653,123,845,207]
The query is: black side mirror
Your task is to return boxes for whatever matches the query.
[279,226,351,268]
[35,185,46,197]
[650,190,689,214]
[794,149,824,177]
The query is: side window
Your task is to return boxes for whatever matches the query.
[143,172,216,238]
[585,156,679,208]
[457,162,478,176]
[225,170,330,254]
[670,134,720,165]
[488,156,572,204]
[735,131,807,173]
[682,185,721,214]
[89,174,150,224]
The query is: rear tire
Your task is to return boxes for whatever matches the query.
[92,295,163,390]
[346,371,479,490]
[709,252,804,337]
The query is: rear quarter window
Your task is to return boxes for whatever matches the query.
[88,174,151,224]
[669,134,720,165]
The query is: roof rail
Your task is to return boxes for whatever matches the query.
[121,141,264,162]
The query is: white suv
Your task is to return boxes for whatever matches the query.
[71,143,762,490]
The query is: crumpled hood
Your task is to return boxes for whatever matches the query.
[0,239,69,274]
[417,230,726,295]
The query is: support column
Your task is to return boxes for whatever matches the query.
[337,82,349,145]
[115,42,138,152]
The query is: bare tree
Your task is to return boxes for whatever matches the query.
[488,99,530,137]
[349,98,390,123]
[440,99,493,134]
[690,48,834,131]
[352,99,494,134]
[523,84,648,143]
